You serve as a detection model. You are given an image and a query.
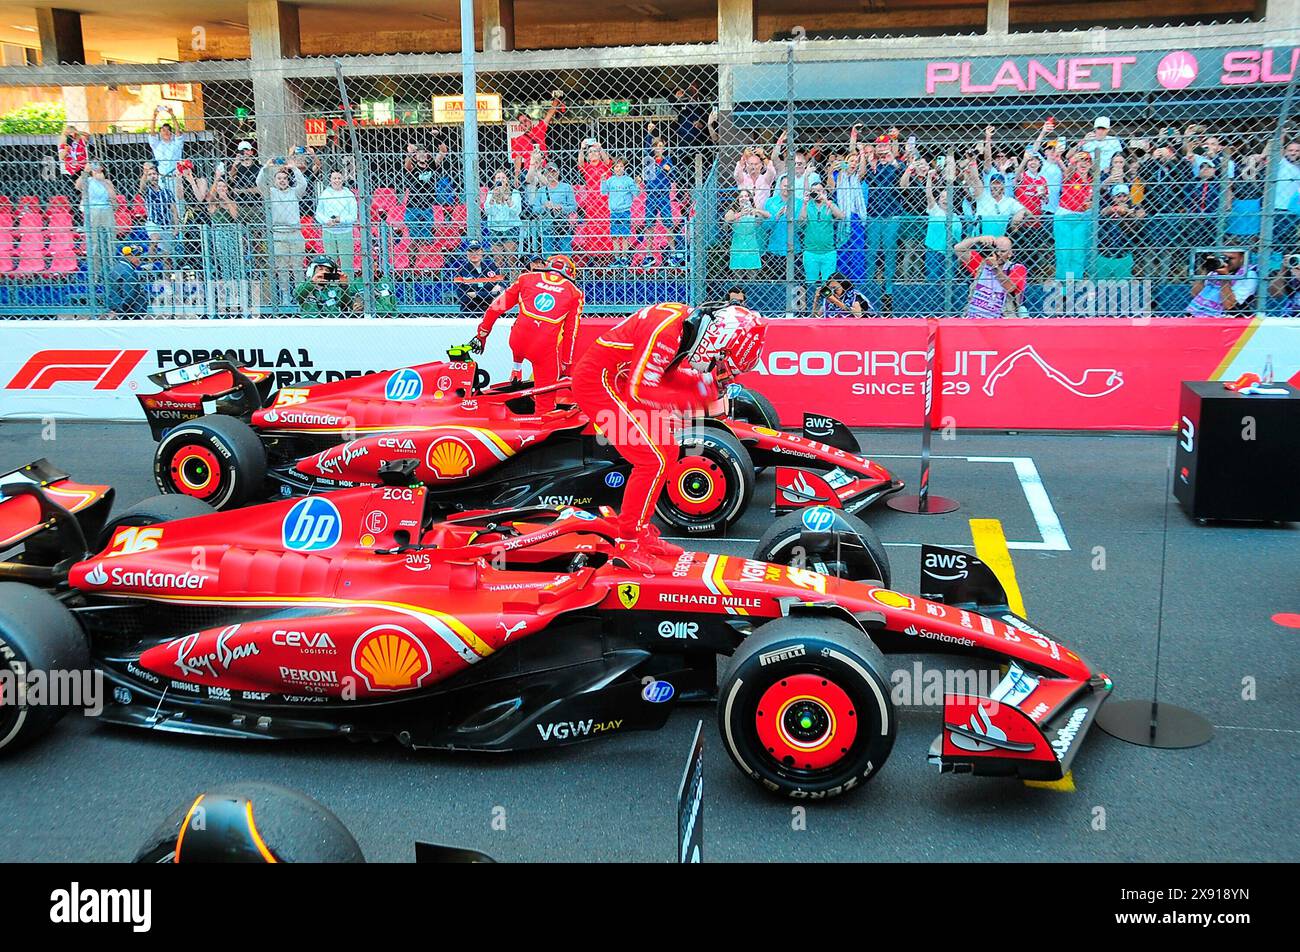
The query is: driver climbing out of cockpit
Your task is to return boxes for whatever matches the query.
[473,254,584,414]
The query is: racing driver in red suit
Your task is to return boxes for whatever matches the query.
[473,254,583,413]
[570,301,763,567]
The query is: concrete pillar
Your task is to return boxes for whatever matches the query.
[1266,0,1300,24]
[247,0,302,157]
[717,0,755,113]
[482,0,515,52]
[36,8,85,65]
[986,0,1009,35]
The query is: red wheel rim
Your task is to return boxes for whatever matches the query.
[755,673,858,771]
[664,455,726,516]
[169,446,222,499]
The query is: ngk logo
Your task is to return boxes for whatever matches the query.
[7,349,146,390]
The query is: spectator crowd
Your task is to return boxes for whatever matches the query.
[14,95,1300,319]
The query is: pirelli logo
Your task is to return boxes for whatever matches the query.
[759,644,806,666]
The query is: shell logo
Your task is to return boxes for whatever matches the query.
[351,624,432,692]
[871,589,915,610]
[425,436,475,479]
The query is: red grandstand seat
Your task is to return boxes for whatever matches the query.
[47,194,72,214]
[114,195,131,231]
[388,235,411,272]
[370,186,403,225]
[0,212,15,274]
[130,194,147,221]
[46,227,77,274]
[47,208,74,231]
[17,195,40,213]
[411,243,444,273]
[301,216,323,254]
[0,195,13,216]
[14,210,46,273]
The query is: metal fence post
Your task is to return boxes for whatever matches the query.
[784,40,796,317]
[461,0,482,243]
[1255,62,1299,316]
[332,60,375,315]
[943,174,955,316]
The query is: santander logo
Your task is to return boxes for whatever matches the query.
[85,563,108,585]
[1156,51,1198,90]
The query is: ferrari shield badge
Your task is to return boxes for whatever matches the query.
[618,582,640,609]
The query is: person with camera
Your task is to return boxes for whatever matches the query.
[954,234,1028,319]
[295,254,360,315]
[726,189,771,281]
[1095,183,1146,281]
[149,105,185,187]
[1186,249,1257,317]
[812,272,873,318]
[799,181,845,305]
[1268,254,1300,317]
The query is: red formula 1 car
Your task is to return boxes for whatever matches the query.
[136,346,901,535]
[0,459,1110,797]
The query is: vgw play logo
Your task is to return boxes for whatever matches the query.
[282,497,343,552]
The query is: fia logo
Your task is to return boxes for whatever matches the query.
[282,496,343,552]
[385,368,423,402]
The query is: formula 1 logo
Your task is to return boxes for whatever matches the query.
[384,368,424,402]
[7,349,146,390]
[282,496,343,552]
[982,345,1123,399]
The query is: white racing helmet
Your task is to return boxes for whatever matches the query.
[678,301,767,377]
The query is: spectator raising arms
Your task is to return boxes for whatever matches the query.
[57,125,88,196]
[1095,183,1146,281]
[139,162,178,265]
[735,146,777,208]
[509,96,562,178]
[725,189,770,278]
[967,166,1025,238]
[75,160,118,288]
[314,170,358,278]
[954,234,1028,318]
[257,158,309,305]
[149,105,185,184]
[863,133,906,313]
[1053,149,1095,281]
[923,157,962,284]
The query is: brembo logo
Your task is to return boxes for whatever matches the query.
[7,349,146,390]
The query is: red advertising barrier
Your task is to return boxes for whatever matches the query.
[578,317,1299,430]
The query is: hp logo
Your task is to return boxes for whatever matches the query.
[605,471,626,489]
[801,505,838,533]
[641,680,675,704]
[385,368,423,402]
[282,497,343,552]
[532,292,556,312]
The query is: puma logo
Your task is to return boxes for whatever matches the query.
[500,620,527,641]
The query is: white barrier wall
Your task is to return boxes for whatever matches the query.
[0,319,512,421]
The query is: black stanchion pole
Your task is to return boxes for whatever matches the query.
[888,318,959,515]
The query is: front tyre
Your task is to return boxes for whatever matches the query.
[0,583,89,755]
[154,415,267,510]
[754,509,891,588]
[719,617,896,799]
[727,385,781,430]
[655,425,755,535]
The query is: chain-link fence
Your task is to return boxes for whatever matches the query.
[1,34,1298,320]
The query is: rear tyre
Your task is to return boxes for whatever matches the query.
[656,425,755,535]
[0,582,89,756]
[154,415,267,510]
[719,617,896,798]
[754,509,891,587]
[728,386,781,430]
[95,495,215,552]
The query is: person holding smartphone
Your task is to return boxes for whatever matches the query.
[314,169,357,278]
[799,182,845,307]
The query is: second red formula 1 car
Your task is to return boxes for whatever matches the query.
[136,343,901,534]
[0,460,1109,798]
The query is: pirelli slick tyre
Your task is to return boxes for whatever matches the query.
[154,415,267,511]
[728,386,781,430]
[754,509,891,588]
[719,617,896,799]
[95,495,216,553]
[656,425,755,535]
[0,582,89,756]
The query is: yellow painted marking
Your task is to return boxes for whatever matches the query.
[1208,315,1260,380]
[970,517,1074,793]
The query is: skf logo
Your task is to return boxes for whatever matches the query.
[7,349,146,390]
[617,583,640,609]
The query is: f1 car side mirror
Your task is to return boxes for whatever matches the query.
[378,458,420,486]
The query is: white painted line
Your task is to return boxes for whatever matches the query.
[967,456,1070,552]
[665,538,977,549]
[1213,725,1300,735]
